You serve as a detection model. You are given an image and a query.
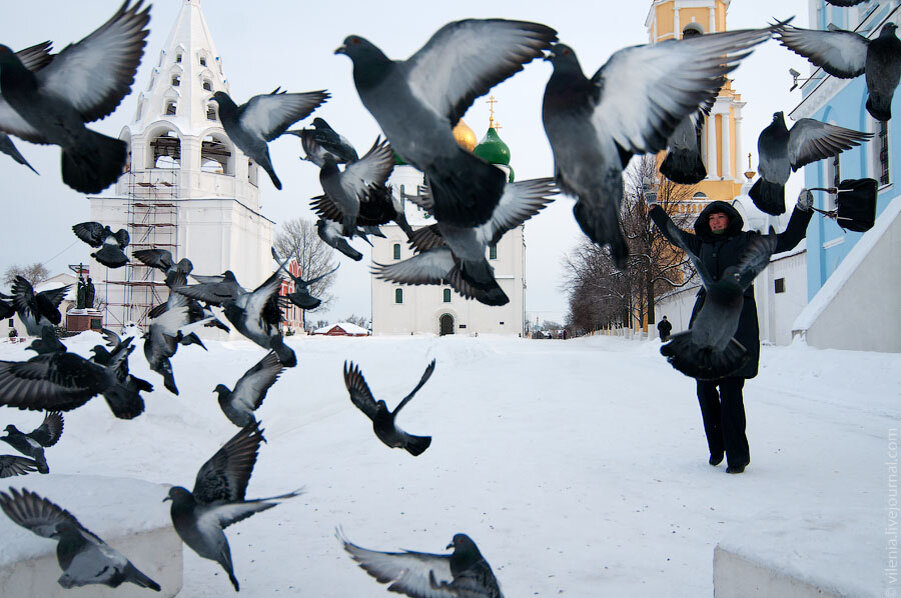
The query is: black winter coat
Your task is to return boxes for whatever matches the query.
[650,201,811,379]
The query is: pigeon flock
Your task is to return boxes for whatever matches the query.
[0,0,896,593]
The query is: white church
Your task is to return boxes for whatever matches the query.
[88,0,273,330]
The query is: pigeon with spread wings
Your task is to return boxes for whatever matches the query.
[2,411,63,474]
[72,222,130,269]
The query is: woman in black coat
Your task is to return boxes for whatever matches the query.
[648,195,812,473]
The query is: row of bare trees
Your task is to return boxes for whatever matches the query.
[563,156,698,335]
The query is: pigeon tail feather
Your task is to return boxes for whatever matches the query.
[271,337,297,368]
[102,385,145,419]
[660,149,707,185]
[660,332,750,380]
[573,198,629,270]
[61,130,126,194]
[748,179,786,216]
[429,150,506,227]
[866,94,892,122]
[404,434,432,457]
[124,563,161,592]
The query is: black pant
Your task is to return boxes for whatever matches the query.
[696,377,749,467]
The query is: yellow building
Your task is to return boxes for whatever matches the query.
[646,0,748,214]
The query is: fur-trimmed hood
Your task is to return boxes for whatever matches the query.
[693,200,744,239]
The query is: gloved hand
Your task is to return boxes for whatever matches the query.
[797,188,814,212]
[645,192,659,207]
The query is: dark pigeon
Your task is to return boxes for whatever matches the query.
[340,530,503,598]
[542,25,779,268]
[0,132,37,174]
[749,112,872,215]
[0,295,14,321]
[776,22,901,121]
[344,359,435,456]
[373,178,557,306]
[0,455,39,478]
[8,275,70,336]
[659,220,779,380]
[289,117,358,167]
[212,88,329,190]
[90,329,153,419]
[143,292,215,395]
[271,247,337,311]
[132,248,193,288]
[0,488,161,591]
[26,326,68,355]
[1,411,63,474]
[72,222,130,269]
[164,421,302,592]
[317,218,364,261]
[0,1,150,193]
[336,19,556,228]
[214,351,284,429]
[0,42,55,174]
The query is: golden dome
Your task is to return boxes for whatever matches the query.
[453,119,478,152]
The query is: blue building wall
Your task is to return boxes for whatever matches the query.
[797,1,899,299]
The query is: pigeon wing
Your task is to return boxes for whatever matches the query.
[113,229,130,248]
[72,222,108,247]
[0,488,102,543]
[660,219,717,291]
[733,230,779,290]
[192,422,264,505]
[16,41,54,72]
[405,19,557,125]
[394,359,436,415]
[372,249,454,287]
[310,194,345,223]
[407,224,447,253]
[775,25,868,78]
[28,411,64,447]
[591,26,775,155]
[132,248,174,271]
[0,455,39,478]
[478,177,557,245]
[339,531,456,598]
[788,118,873,170]
[37,1,151,123]
[343,361,379,421]
[38,285,72,310]
[231,351,284,411]
[174,282,241,306]
[239,90,330,142]
[340,138,395,202]
[0,43,54,143]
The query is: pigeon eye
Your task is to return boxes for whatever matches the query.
[351,37,360,45]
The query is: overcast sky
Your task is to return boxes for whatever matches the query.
[0,0,809,325]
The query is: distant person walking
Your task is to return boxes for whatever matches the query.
[657,316,672,342]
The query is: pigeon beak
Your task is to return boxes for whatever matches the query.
[542,49,554,61]
[446,541,454,550]
[162,496,171,503]
[335,45,347,55]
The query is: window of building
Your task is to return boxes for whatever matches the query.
[7,319,13,327]
[248,159,258,186]
[175,53,182,63]
[775,278,785,294]
[443,288,451,303]
[171,75,180,87]
[165,101,176,115]
[825,153,840,211]
[206,105,217,120]
[199,56,207,67]
[395,288,403,304]
[202,80,212,91]
[393,243,401,260]
[877,119,890,186]
[499,321,504,325]
[488,244,497,260]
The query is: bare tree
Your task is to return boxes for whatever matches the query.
[274,217,339,311]
[344,314,370,329]
[3,262,49,286]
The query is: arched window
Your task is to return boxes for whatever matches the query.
[443,289,451,303]
[682,22,705,37]
[393,243,401,260]
[165,101,177,116]
[171,75,180,87]
[199,56,207,67]
[175,53,182,64]
[202,79,212,92]
[206,104,217,120]
[150,130,180,169]
[201,134,231,174]
[395,288,403,304]
[248,159,258,186]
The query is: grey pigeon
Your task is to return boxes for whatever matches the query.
[749,112,872,215]
[289,117,358,166]
[1,411,63,474]
[7,275,71,336]
[542,25,779,268]
[90,328,153,419]
[340,530,503,598]
[271,247,337,311]
[26,326,68,355]
[337,19,556,228]
[0,488,161,591]
[164,421,302,592]
[0,1,150,193]
[72,222,130,268]
[0,42,55,174]
[776,22,901,121]
[213,88,329,190]
[132,248,193,288]
[317,218,364,261]
[374,178,557,306]
[0,455,39,478]
[344,359,436,456]
[659,221,779,380]
[214,351,284,429]
[143,292,215,395]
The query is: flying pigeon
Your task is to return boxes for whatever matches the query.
[175,266,297,367]
[72,222,130,269]
[164,421,302,592]
[344,359,436,456]
[306,136,396,236]
[0,455,39,478]
[542,24,780,268]
[0,295,14,321]
[339,530,503,598]
[90,329,153,419]
[373,178,557,306]
[0,1,150,193]
[289,117,358,166]
[0,488,161,591]
[212,88,329,190]
[0,41,55,174]
[271,247,337,310]
[1,411,63,474]
[26,326,68,355]
[132,248,193,288]
[337,19,556,228]
[7,275,70,336]
[143,292,215,395]
[214,351,284,429]
[749,112,872,215]
[317,218,364,261]
[776,22,901,121]
[657,219,779,380]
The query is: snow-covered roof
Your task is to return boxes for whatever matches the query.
[313,321,369,334]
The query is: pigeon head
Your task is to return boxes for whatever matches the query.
[211,91,237,113]
[3,424,17,434]
[772,111,785,122]
[882,23,898,37]
[164,486,191,502]
[212,383,231,397]
[312,117,329,129]
[448,534,485,572]
[545,44,579,66]
[336,36,392,87]
[0,45,22,68]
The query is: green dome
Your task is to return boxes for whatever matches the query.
[473,127,510,166]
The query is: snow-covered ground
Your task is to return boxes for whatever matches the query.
[0,332,897,596]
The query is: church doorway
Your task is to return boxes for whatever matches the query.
[439,313,454,336]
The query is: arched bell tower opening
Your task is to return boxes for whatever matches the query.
[439,313,455,336]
